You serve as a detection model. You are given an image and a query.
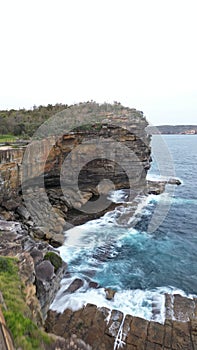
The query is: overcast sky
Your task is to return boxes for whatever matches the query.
[0,0,197,125]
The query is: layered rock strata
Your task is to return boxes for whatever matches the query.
[0,103,151,241]
[0,103,187,349]
[46,303,197,350]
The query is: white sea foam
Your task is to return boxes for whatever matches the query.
[51,279,196,326]
[54,189,197,328]
[146,173,169,182]
[58,192,159,265]
[51,278,166,323]
[108,189,128,203]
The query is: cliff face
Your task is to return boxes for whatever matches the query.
[0,104,150,190]
[0,103,151,236]
[0,148,24,187]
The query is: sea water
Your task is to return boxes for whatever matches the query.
[51,135,197,324]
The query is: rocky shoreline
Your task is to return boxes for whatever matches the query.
[1,178,195,350]
[46,302,197,350]
[0,103,194,349]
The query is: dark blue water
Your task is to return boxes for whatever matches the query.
[127,134,197,294]
[54,135,197,320]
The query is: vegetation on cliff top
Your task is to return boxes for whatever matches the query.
[0,102,145,139]
[0,256,51,350]
[0,103,69,138]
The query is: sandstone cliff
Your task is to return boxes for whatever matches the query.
[0,103,151,240]
[0,103,194,350]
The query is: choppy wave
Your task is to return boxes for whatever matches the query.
[53,136,197,324]
[51,275,196,324]
[55,189,197,323]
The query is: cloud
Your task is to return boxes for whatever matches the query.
[0,0,197,125]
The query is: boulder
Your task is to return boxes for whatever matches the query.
[168,177,181,185]
[105,288,116,300]
[30,247,44,265]
[16,205,31,220]
[89,281,99,289]
[35,260,54,282]
[2,198,20,211]
[64,278,84,294]
[32,227,46,239]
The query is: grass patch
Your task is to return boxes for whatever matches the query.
[0,134,17,143]
[0,256,52,350]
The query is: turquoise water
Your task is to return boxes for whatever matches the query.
[52,135,197,321]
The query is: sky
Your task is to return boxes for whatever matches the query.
[0,0,197,125]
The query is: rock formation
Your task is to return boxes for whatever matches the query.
[0,103,189,349]
[0,103,151,243]
[0,220,66,321]
[46,302,197,350]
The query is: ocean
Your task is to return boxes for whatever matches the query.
[51,135,197,323]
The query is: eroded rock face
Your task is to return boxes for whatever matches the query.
[0,104,150,194]
[45,303,197,350]
[0,103,151,238]
[0,220,67,323]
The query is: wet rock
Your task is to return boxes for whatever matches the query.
[96,179,115,195]
[45,303,197,350]
[89,281,99,289]
[173,294,195,321]
[147,180,166,195]
[105,288,116,300]
[168,177,181,185]
[105,310,124,338]
[64,278,84,294]
[26,220,34,227]
[121,314,132,343]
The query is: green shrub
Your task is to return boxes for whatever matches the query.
[0,256,16,274]
[44,252,62,272]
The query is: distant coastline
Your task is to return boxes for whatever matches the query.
[146,125,197,135]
